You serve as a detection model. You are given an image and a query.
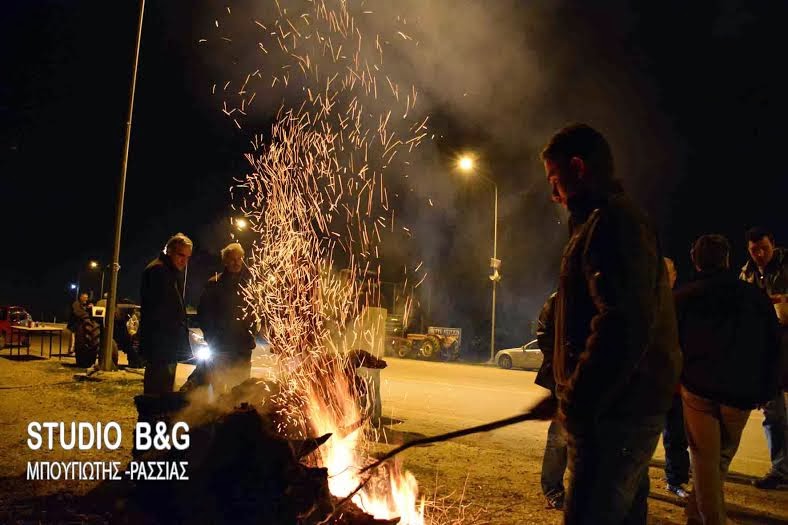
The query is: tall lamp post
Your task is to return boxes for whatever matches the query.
[457,154,501,363]
[89,260,106,299]
[99,0,146,371]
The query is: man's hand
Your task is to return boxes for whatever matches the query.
[528,395,558,420]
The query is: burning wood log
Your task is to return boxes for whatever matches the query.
[124,383,397,524]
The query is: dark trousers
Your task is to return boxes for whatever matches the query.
[663,393,690,485]
[143,361,177,394]
[564,417,662,525]
[541,419,568,498]
[762,392,788,478]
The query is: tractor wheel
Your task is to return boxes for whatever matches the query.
[78,320,101,349]
[498,355,513,370]
[75,320,100,368]
[419,339,438,359]
[75,342,98,368]
[395,343,411,359]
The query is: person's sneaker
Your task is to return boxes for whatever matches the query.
[545,492,564,510]
[667,483,691,498]
[753,473,787,490]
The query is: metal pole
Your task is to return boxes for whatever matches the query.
[99,0,145,371]
[489,184,498,363]
[100,268,105,299]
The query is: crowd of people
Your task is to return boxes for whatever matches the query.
[133,124,785,524]
[532,124,786,524]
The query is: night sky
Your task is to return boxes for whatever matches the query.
[2,1,787,357]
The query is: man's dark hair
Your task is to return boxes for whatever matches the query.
[540,123,615,183]
[691,234,731,271]
[745,226,774,245]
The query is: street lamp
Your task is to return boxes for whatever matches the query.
[89,260,106,299]
[458,154,475,173]
[234,217,249,231]
[456,153,500,364]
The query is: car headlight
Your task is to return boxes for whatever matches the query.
[195,345,212,361]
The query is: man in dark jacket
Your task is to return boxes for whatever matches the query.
[196,242,255,393]
[140,233,193,394]
[541,123,681,523]
[739,226,788,489]
[677,234,780,523]
[67,292,91,354]
[535,292,567,510]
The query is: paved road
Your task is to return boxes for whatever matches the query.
[174,354,772,477]
[376,357,773,478]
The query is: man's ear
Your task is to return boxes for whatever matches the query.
[569,156,586,180]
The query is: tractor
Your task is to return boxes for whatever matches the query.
[386,332,460,361]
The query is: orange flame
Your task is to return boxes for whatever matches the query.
[306,376,425,524]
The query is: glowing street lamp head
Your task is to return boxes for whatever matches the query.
[89,261,99,269]
[70,283,77,290]
[235,217,248,231]
[457,154,475,173]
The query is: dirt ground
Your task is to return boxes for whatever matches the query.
[0,355,786,524]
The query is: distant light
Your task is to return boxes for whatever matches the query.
[196,345,212,361]
[235,217,248,231]
[89,261,99,269]
[457,154,475,173]
[70,283,77,290]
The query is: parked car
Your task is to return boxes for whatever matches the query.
[494,339,543,370]
[184,308,269,363]
[104,304,209,364]
[0,306,32,348]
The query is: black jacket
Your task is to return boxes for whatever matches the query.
[198,271,255,357]
[739,247,788,296]
[535,292,558,393]
[553,185,681,431]
[739,247,788,390]
[675,270,781,408]
[139,253,190,363]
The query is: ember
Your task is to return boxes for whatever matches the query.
[207,1,431,522]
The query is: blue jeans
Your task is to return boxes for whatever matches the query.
[663,393,690,485]
[763,391,788,477]
[564,417,662,525]
[541,419,568,497]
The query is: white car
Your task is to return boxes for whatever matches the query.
[494,339,543,370]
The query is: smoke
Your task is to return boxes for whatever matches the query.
[184,0,685,356]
